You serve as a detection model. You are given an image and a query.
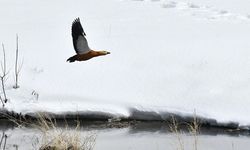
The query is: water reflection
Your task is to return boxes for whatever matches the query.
[0,119,249,137]
[0,131,7,150]
[0,119,250,150]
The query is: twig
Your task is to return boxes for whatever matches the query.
[0,95,4,107]
[1,45,6,76]
[13,34,21,89]
[0,44,8,103]
[0,131,5,149]
[0,77,7,104]
[3,134,7,150]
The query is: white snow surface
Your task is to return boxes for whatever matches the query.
[1,0,250,128]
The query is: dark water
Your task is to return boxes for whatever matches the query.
[0,120,250,150]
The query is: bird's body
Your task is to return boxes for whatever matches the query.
[67,50,110,62]
[67,18,110,63]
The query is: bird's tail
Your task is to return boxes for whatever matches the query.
[67,55,77,63]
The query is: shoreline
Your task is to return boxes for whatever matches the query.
[0,109,249,137]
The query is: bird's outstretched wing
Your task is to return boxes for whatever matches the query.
[71,18,90,54]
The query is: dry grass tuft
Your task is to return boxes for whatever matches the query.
[169,111,200,150]
[0,112,97,150]
[187,111,200,150]
[30,114,96,150]
[169,116,184,150]
[35,113,96,150]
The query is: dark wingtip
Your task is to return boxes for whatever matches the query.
[73,17,80,24]
[76,17,80,22]
[72,17,86,36]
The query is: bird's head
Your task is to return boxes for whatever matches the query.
[99,51,111,55]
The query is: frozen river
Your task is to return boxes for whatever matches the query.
[0,120,249,150]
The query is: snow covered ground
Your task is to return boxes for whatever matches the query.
[0,0,250,128]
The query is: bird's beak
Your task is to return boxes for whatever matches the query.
[107,52,111,54]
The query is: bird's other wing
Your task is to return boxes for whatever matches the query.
[71,18,90,54]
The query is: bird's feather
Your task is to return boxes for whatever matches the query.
[71,18,90,54]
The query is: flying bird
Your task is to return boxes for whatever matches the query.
[67,18,110,63]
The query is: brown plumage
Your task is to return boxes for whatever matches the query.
[67,18,110,63]
[67,50,110,62]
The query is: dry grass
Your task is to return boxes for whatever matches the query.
[34,113,97,150]
[169,116,184,150]
[187,111,200,150]
[2,112,96,150]
[169,112,200,150]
